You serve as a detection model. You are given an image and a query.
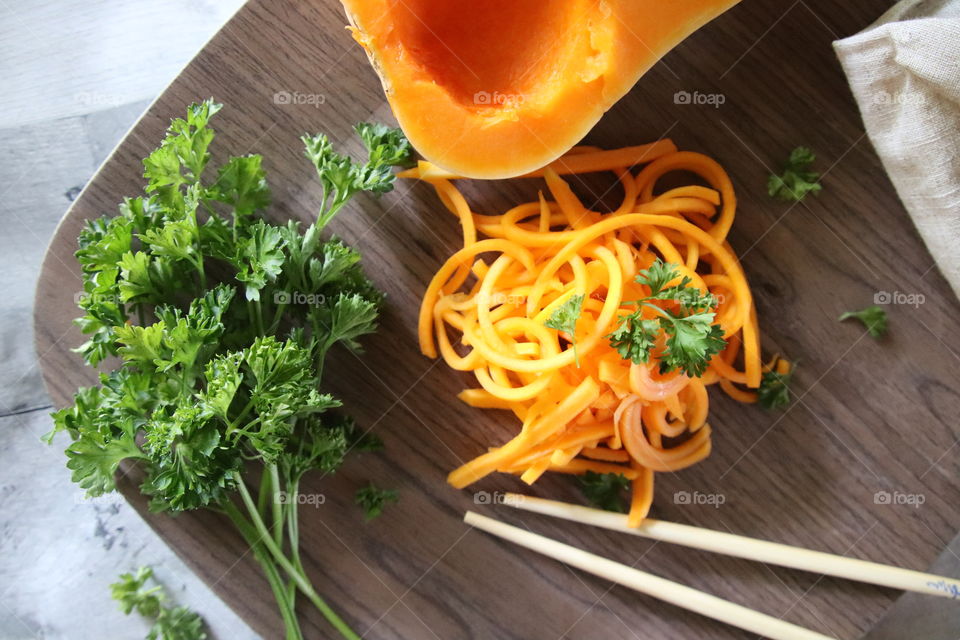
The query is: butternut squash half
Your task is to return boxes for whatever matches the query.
[340,0,739,179]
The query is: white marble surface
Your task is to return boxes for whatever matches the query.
[0,2,256,638]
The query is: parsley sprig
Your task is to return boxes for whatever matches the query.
[303,122,413,230]
[839,305,888,339]
[607,259,726,377]
[111,566,207,640]
[545,294,584,366]
[46,101,410,640]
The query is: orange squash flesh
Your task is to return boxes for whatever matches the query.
[341,0,740,179]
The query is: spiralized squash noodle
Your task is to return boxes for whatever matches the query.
[406,141,782,527]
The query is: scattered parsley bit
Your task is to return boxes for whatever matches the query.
[767,146,822,202]
[355,482,398,521]
[607,259,726,377]
[577,471,631,513]
[839,305,888,339]
[545,294,584,366]
[757,366,795,410]
[111,566,207,640]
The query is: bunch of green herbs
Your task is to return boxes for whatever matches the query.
[45,100,412,640]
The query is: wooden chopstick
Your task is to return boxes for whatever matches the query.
[465,511,834,640]
[501,493,960,599]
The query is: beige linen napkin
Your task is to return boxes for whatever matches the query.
[834,0,960,297]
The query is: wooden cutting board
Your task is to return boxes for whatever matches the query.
[34,1,960,637]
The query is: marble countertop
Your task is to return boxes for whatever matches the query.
[0,2,254,638]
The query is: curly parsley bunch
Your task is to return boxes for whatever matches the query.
[45,100,411,640]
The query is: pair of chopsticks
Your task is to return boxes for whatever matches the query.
[465,494,960,640]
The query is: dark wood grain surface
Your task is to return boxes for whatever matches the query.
[34,1,960,638]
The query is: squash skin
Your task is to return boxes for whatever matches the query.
[341,0,740,179]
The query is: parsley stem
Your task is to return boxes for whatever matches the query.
[243,299,266,337]
[257,465,273,520]
[269,464,284,548]
[226,397,257,437]
[195,256,207,291]
[234,472,361,640]
[269,301,288,335]
[287,482,302,571]
[639,301,672,320]
[246,300,257,334]
[317,190,329,228]
[285,476,304,603]
[187,201,207,291]
[223,500,303,640]
[318,198,348,231]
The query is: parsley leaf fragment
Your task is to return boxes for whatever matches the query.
[768,146,822,202]
[577,471,630,513]
[355,482,399,521]
[635,259,678,297]
[608,312,659,365]
[660,313,726,378]
[545,294,584,366]
[111,566,164,618]
[209,154,271,220]
[839,305,888,339]
[757,366,795,410]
